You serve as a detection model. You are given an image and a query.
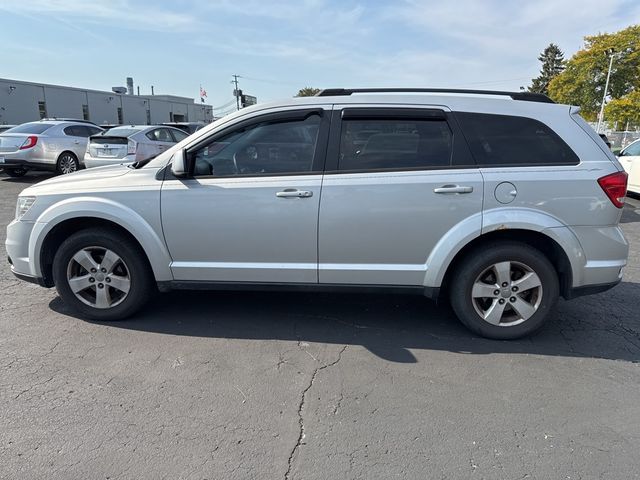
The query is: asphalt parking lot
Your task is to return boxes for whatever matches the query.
[1,171,639,480]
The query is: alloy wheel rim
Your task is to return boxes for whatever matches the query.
[471,261,543,327]
[60,155,77,174]
[66,246,131,309]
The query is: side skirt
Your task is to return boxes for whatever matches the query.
[157,280,440,300]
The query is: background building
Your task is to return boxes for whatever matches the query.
[0,77,214,126]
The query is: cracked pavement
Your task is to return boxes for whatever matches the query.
[1,172,640,479]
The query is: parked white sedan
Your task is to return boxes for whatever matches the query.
[84,125,189,168]
[618,139,640,195]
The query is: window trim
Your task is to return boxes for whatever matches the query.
[453,111,580,168]
[185,108,330,179]
[324,107,475,174]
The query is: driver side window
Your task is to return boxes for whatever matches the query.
[192,114,321,177]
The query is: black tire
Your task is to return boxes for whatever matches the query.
[449,242,559,340]
[52,229,154,321]
[4,167,28,177]
[56,152,79,175]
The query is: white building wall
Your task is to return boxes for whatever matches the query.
[42,86,86,119]
[87,91,119,125]
[0,78,214,126]
[0,79,45,125]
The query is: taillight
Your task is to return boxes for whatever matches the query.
[19,136,38,150]
[598,171,628,208]
[127,139,137,155]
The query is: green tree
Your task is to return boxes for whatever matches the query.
[529,43,565,95]
[296,87,321,97]
[604,90,640,129]
[547,24,640,121]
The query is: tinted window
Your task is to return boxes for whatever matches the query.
[456,113,579,166]
[64,125,89,137]
[192,114,320,177]
[147,128,174,142]
[5,123,54,134]
[87,126,103,136]
[170,129,189,142]
[339,119,452,171]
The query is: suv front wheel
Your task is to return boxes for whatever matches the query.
[450,242,559,339]
[52,229,153,321]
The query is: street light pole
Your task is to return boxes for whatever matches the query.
[596,50,617,133]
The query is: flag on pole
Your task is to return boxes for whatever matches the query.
[200,86,207,103]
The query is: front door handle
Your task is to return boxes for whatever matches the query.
[276,189,313,198]
[433,185,474,194]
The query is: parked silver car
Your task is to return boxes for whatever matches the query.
[84,125,189,168]
[0,120,103,176]
[6,88,629,339]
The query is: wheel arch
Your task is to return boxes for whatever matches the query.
[30,198,172,286]
[438,229,578,301]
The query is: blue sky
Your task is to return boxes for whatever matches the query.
[0,0,637,115]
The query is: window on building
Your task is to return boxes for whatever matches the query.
[82,104,90,121]
[146,109,151,125]
[117,107,123,125]
[38,101,47,119]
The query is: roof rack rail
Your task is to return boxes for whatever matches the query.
[315,88,555,104]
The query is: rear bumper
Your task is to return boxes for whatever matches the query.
[564,279,621,300]
[84,154,134,169]
[0,158,57,171]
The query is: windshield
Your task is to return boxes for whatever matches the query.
[97,127,143,138]
[3,123,54,134]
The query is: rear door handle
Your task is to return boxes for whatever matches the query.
[276,189,313,198]
[433,185,474,194]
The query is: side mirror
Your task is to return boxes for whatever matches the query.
[170,149,188,177]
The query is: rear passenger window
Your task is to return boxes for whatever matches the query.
[456,113,579,166]
[339,119,452,171]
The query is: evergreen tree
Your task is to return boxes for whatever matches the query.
[529,44,565,95]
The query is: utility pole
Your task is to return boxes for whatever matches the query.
[231,75,241,111]
[597,49,618,133]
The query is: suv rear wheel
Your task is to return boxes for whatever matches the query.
[52,229,153,321]
[449,242,559,339]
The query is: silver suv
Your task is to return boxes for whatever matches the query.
[0,120,104,176]
[5,89,629,339]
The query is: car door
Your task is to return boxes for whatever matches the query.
[62,125,88,159]
[318,106,483,286]
[619,140,640,194]
[161,107,330,283]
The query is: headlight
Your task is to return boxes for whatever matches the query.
[15,196,36,220]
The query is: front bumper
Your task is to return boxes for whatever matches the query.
[9,265,48,287]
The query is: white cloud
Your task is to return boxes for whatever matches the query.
[0,0,198,31]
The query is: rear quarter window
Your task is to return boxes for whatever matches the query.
[456,112,579,166]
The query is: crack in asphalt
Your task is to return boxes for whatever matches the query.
[284,344,348,480]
